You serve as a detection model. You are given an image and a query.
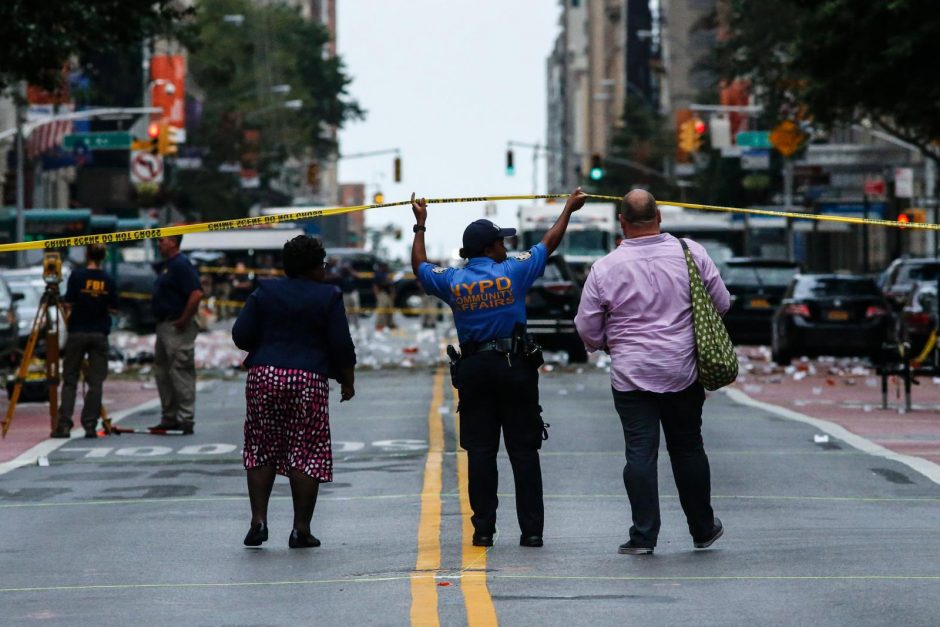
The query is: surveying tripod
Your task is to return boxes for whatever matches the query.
[0,252,113,439]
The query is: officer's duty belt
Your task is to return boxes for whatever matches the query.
[460,337,514,357]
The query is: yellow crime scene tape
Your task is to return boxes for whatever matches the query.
[2,192,938,256]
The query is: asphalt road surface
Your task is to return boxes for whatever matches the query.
[1,368,939,626]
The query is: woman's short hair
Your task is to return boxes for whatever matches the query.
[283,235,327,278]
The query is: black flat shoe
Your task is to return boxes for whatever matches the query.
[472,533,493,547]
[243,522,268,547]
[288,529,321,548]
[520,535,543,548]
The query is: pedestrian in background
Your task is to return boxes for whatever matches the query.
[151,234,204,434]
[53,244,117,439]
[338,259,360,329]
[232,235,356,549]
[574,189,729,555]
[411,187,587,548]
[372,262,396,331]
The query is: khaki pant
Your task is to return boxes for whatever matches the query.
[375,291,394,329]
[343,290,360,328]
[154,319,198,427]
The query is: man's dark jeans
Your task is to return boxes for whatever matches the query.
[612,382,715,547]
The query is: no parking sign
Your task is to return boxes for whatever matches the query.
[129,150,164,184]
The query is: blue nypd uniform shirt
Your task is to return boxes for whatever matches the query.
[418,243,548,344]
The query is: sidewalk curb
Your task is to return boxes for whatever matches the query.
[0,381,214,477]
[724,387,940,487]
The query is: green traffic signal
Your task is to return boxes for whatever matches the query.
[589,153,603,180]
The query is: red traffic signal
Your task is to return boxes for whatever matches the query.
[147,122,160,139]
[693,119,706,135]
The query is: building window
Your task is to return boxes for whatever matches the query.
[572,0,580,6]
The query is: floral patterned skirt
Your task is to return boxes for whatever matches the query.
[244,366,333,481]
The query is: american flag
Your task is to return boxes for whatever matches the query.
[25,104,74,159]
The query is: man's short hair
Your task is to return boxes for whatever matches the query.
[283,235,326,278]
[170,234,183,247]
[620,191,658,224]
[86,243,106,264]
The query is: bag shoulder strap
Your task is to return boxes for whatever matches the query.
[677,237,702,281]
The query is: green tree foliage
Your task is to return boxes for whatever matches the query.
[174,0,362,219]
[716,0,940,163]
[0,1,188,92]
[597,98,675,199]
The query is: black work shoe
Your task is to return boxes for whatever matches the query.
[288,529,321,548]
[693,518,724,549]
[244,522,268,547]
[50,426,71,438]
[520,535,543,548]
[472,533,494,547]
[150,422,181,431]
[83,429,98,439]
[618,540,654,555]
[181,424,194,435]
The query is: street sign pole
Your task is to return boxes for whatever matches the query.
[784,158,794,261]
[15,83,26,268]
[863,194,871,273]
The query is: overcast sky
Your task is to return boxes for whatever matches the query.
[336,0,561,261]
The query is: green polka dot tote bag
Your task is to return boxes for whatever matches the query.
[679,239,738,390]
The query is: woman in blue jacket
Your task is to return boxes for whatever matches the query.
[233,235,356,548]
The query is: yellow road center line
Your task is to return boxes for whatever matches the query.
[454,387,499,626]
[410,367,445,627]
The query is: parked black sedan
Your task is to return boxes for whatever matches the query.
[525,254,586,363]
[771,274,892,364]
[722,259,801,345]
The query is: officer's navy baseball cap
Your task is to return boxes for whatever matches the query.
[462,219,516,254]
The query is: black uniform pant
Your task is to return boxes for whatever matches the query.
[58,332,109,431]
[456,351,544,537]
[611,382,715,547]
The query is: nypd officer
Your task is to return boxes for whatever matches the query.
[410,188,587,547]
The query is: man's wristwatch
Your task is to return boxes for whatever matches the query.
[413,224,426,233]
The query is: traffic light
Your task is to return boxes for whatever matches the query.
[678,118,704,153]
[589,154,604,181]
[157,122,177,156]
[899,208,927,224]
[373,192,384,204]
[394,156,402,183]
[506,149,515,176]
[147,122,160,155]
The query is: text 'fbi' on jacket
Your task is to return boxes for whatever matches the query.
[80,279,110,298]
[451,277,514,311]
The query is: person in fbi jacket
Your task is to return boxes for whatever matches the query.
[410,188,587,548]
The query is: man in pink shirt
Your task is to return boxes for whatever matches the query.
[574,189,730,555]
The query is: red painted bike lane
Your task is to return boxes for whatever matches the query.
[0,379,159,465]
[732,347,940,467]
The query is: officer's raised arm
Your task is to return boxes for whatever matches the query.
[410,192,429,275]
[541,187,588,254]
